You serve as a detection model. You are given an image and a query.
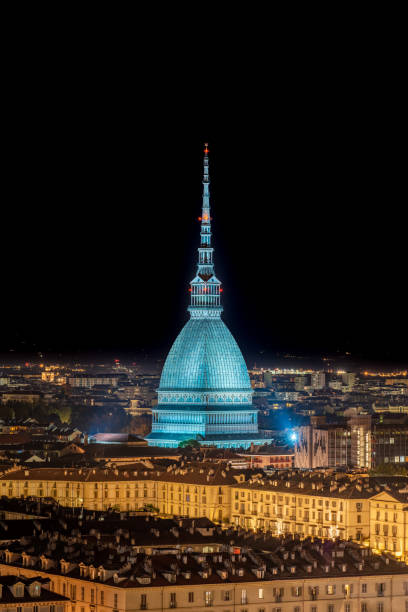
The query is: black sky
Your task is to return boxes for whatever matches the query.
[1,56,406,367]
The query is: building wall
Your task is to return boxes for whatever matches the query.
[238,453,294,469]
[370,492,408,559]
[230,485,370,542]
[295,426,328,468]
[0,476,231,523]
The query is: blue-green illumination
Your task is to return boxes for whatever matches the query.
[146,145,270,449]
[160,319,251,392]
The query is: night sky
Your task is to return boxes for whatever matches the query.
[2,90,406,367]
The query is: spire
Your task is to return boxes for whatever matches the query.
[188,144,223,318]
[200,143,211,252]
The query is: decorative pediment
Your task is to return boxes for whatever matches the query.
[369,490,404,503]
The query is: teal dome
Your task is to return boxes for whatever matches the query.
[159,318,251,392]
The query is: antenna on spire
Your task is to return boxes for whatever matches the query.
[204,143,209,155]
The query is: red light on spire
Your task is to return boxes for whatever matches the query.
[220,288,223,293]
[204,143,209,154]
[188,288,192,292]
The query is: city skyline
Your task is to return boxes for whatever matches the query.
[2,135,406,366]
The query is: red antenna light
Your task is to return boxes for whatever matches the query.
[188,288,192,292]
[220,288,223,293]
[204,143,209,154]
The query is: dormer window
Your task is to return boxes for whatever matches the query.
[29,583,41,597]
[13,583,25,598]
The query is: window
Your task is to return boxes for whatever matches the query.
[378,604,384,612]
[114,594,118,609]
[362,583,367,593]
[345,604,351,612]
[362,604,368,612]
[258,588,264,599]
[188,592,194,602]
[170,592,176,608]
[241,589,248,604]
[328,605,334,612]
[81,587,84,601]
[100,591,104,605]
[90,589,94,604]
[327,585,336,595]
[204,591,213,607]
[223,591,231,601]
[140,594,147,610]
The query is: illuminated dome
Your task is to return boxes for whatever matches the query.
[146,144,271,448]
[159,318,251,392]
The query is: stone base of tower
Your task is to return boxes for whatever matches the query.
[145,431,274,449]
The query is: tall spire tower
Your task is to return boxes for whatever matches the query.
[189,143,222,317]
[146,144,271,449]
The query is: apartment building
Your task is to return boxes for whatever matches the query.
[230,472,372,544]
[0,463,245,523]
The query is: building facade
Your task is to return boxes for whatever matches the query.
[230,473,371,545]
[0,465,243,523]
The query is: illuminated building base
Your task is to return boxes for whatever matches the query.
[147,431,273,449]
